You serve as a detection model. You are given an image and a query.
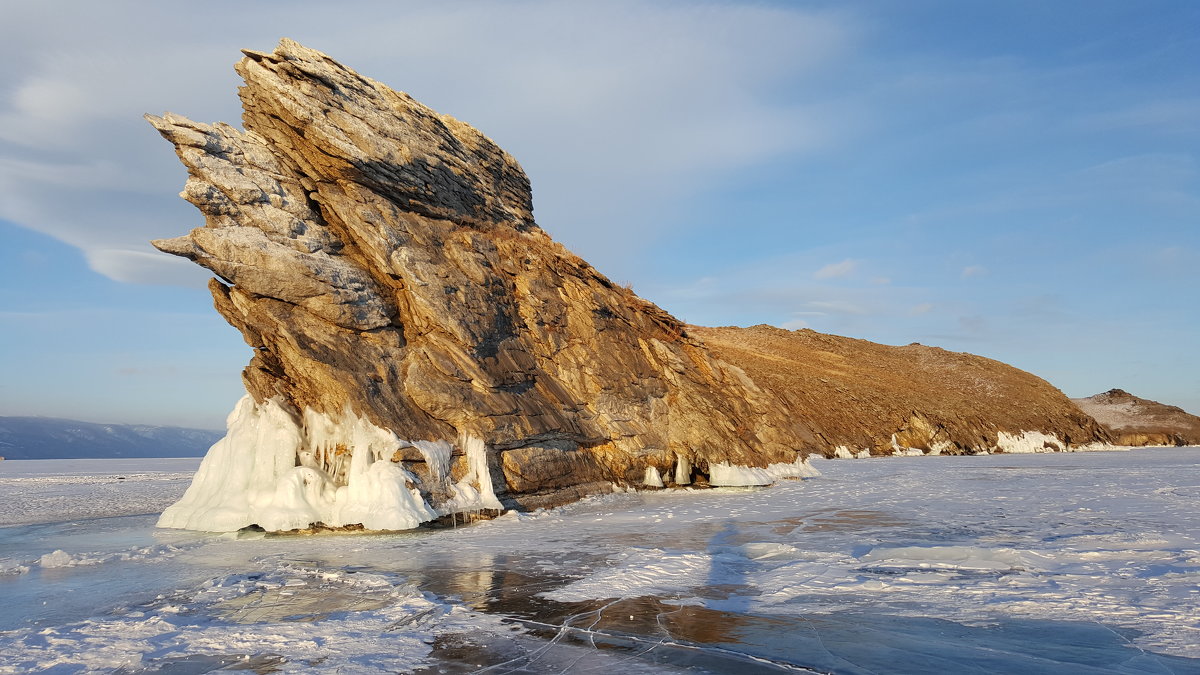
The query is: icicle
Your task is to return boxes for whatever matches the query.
[674,454,691,485]
[462,436,503,510]
[413,440,453,485]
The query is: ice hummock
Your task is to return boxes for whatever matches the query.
[158,395,499,532]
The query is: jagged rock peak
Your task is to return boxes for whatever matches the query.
[150,39,818,529]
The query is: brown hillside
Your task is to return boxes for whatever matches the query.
[692,324,1110,455]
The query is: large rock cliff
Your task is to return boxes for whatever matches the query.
[151,40,1112,532]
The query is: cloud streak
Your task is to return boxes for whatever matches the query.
[814,259,859,279]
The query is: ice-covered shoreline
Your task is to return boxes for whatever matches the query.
[1,448,1198,673]
[155,391,1140,535]
[154,394,825,534]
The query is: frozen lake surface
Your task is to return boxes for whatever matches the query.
[1,449,1198,673]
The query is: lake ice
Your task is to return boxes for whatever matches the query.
[1,449,1198,673]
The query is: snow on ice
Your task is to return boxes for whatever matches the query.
[2,440,1198,672]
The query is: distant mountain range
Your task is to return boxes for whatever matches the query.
[0,417,222,460]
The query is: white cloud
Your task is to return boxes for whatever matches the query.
[910,303,934,315]
[814,258,859,279]
[0,1,858,285]
[961,265,987,278]
[806,300,867,315]
[780,319,810,330]
[1077,97,1200,137]
[958,315,988,335]
[1149,245,1198,274]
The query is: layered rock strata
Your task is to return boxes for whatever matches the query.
[152,40,1111,532]
[1072,389,1200,446]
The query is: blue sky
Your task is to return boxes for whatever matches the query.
[1,1,1196,429]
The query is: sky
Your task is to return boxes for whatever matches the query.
[0,0,1196,429]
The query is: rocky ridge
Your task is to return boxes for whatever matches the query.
[693,325,1110,455]
[151,40,1112,531]
[1072,389,1200,446]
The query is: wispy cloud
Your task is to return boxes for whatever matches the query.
[1076,97,1200,137]
[961,265,987,278]
[958,315,988,335]
[814,258,858,279]
[0,1,858,285]
[806,300,867,315]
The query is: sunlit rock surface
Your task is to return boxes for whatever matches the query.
[151,40,1111,531]
[1072,388,1200,446]
[692,325,1112,456]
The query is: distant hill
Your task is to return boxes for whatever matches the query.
[0,417,222,460]
[1071,389,1200,446]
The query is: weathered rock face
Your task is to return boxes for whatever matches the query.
[151,39,816,527]
[1072,389,1200,446]
[692,325,1112,455]
[152,40,1114,531]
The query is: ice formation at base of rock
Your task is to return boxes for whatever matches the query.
[832,445,873,459]
[674,455,692,485]
[850,432,1127,458]
[993,431,1126,454]
[708,456,821,487]
[158,395,500,532]
[994,430,1066,454]
[445,436,504,512]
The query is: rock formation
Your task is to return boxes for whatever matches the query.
[1072,389,1200,447]
[151,40,1112,532]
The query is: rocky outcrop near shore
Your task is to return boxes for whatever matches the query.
[1072,389,1200,446]
[151,40,1112,532]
